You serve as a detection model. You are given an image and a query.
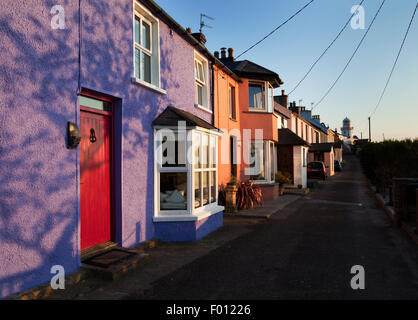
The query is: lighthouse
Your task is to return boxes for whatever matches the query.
[341,117,353,139]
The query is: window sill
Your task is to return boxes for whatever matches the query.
[131,77,167,95]
[195,104,212,114]
[243,110,275,115]
[153,204,224,223]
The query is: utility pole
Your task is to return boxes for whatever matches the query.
[368,117,371,142]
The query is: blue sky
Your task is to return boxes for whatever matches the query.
[156,0,418,141]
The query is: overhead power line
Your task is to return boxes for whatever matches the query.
[235,0,315,60]
[312,0,386,111]
[369,2,418,117]
[288,0,366,95]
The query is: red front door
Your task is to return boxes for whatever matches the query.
[80,110,112,250]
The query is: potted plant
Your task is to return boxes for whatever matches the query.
[236,180,263,210]
[225,176,238,213]
[275,171,292,196]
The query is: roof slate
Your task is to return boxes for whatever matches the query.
[153,106,219,131]
[309,143,334,152]
[277,128,310,146]
[220,59,283,87]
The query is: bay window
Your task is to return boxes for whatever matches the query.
[248,81,274,112]
[249,140,277,183]
[155,127,221,220]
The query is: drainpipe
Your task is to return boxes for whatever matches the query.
[211,62,215,126]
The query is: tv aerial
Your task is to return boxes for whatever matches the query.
[200,13,214,33]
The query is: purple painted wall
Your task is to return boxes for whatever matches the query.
[0,0,214,298]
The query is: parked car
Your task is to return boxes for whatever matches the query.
[334,160,342,172]
[307,161,327,180]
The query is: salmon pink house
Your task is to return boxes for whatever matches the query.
[0,0,225,298]
[218,49,283,200]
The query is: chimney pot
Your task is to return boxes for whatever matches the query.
[186,27,191,33]
[227,48,234,61]
[281,90,285,95]
[214,51,219,59]
[220,47,227,59]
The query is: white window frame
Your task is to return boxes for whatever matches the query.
[248,81,274,112]
[229,85,236,120]
[132,1,165,94]
[249,140,276,184]
[194,51,210,112]
[154,126,223,222]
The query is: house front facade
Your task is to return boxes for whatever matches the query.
[0,0,224,298]
[218,49,283,200]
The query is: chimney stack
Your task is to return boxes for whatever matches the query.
[274,89,288,108]
[227,48,234,61]
[220,47,227,59]
[192,32,207,45]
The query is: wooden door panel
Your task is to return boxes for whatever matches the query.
[80,111,111,250]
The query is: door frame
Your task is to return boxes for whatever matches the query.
[79,89,116,249]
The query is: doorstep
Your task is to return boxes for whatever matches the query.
[81,247,150,281]
[10,240,161,300]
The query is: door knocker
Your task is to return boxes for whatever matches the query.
[89,128,97,143]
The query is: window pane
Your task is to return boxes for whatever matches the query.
[194,172,201,208]
[135,17,140,44]
[210,171,216,203]
[201,134,209,168]
[210,136,216,168]
[193,132,200,168]
[198,63,205,83]
[141,52,151,83]
[135,48,140,78]
[249,83,264,109]
[142,21,151,50]
[250,141,265,180]
[158,131,186,167]
[202,171,209,206]
[194,61,199,79]
[160,172,187,210]
[196,84,203,106]
[229,86,236,119]
[79,96,112,112]
[268,86,273,113]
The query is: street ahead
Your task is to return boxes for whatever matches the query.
[128,154,418,300]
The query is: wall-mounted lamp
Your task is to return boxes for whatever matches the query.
[67,121,81,149]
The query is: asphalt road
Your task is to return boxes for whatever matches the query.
[128,155,418,300]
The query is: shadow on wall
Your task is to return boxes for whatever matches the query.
[0,0,184,298]
[0,2,82,298]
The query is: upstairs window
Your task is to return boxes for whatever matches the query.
[194,52,209,110]
[133,2,162,91]
[248,81,274,112]
[249,82,265,110]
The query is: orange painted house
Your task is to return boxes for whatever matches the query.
[212,56,242,187]
[216,48,283,200]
